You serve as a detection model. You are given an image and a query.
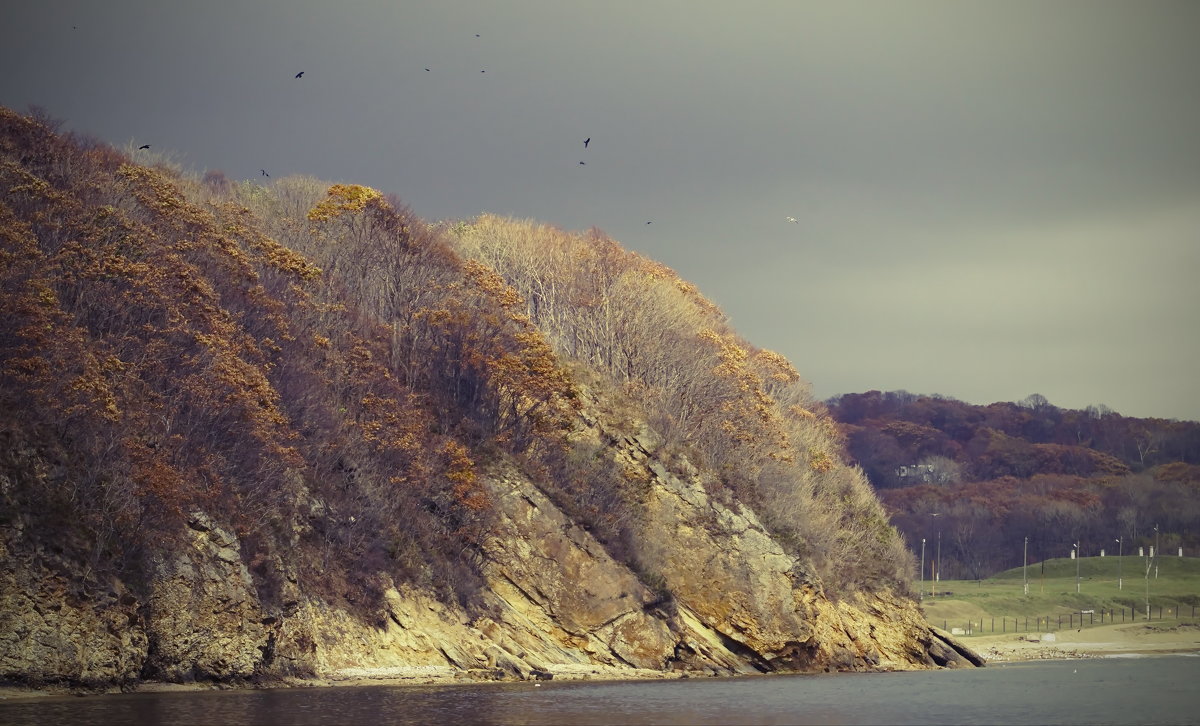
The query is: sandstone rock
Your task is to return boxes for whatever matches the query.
[142,512,268,682]
[477,468,677,671]
[0,432,980,691]
[0,560,146,688]
[929,628,987,668]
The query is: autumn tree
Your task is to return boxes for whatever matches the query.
[448,214,915,591]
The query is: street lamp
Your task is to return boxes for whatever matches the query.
[1145,544,1152,620]
[1154,524,1160,580]
[920,538,926,599]
[1116,537,1123,590]
[1023,536,1029,596]
[1073,542,1080,594]
[935,529,942,596]
[925,513,941,597]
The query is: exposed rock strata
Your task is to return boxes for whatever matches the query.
[0,107,981,694]
[0,553,147,688]
[1,433,980,691]
[141,513,269,682]
[608,423,963,675]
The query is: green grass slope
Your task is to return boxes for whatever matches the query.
[920,556,1200,635]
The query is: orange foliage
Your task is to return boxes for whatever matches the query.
[305,183,383,222]
[0,106,924,606]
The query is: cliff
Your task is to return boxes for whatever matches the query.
[1,419,978,691]
[0,107,979,693]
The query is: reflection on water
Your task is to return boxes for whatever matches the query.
[2,654,1198,726]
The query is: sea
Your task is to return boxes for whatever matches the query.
[1,654,1197,725]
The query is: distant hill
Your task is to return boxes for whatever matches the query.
[0,107,981,691]
[826,390,1200,580]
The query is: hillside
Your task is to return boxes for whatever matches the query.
[826,390,1200,580]
[919,555,1200,643]
[0,107,980,691]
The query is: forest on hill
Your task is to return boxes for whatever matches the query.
[0,103,916,674]
[826,390,1200,580]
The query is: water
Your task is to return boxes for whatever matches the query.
[2,655,1197,725]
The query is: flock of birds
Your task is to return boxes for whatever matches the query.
[127,31,803,229]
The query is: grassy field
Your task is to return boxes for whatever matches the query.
[918,555,1200,636]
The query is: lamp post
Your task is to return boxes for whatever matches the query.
[1073,542,1080,594]
[935,529,942,596]
[925,513,941,597]
[1116,537,1123,590]
[1154,524,1160,580]
[1145,546,1152,620]
[920,538,926,599]
[1023,536,1029,596]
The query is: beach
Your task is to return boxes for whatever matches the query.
[966,621,1200,662]
[4,622,1197,702]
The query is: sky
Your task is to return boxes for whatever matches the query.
[2,1,1198,421]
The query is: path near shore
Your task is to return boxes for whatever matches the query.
[966,621,1200,662]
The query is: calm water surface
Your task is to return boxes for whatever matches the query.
[2,654,1197,725]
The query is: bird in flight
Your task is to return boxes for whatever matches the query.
[578,161,585,165]
[261,169,269,177]
[138,144,150,150]
[584,137,590,148]
[425,68,430,71]
[786,216,798,223]
[295,71,304,78]
[646,221,652,225]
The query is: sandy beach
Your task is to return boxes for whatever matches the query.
[965,621,1200,662]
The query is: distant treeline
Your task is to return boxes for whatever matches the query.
[826,390,1200,579]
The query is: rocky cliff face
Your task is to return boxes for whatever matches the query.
[0,406,979,693]
[0,105,991,695]
[0,107,981,694]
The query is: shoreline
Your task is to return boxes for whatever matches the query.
[5,623,1197,702]
[964,620,1200,663]
[0,663,698,702]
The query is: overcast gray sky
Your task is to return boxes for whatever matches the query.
[3,1,1198,421]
